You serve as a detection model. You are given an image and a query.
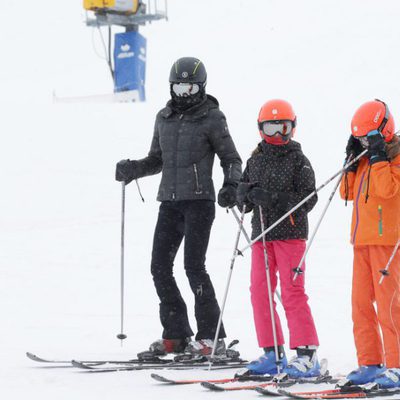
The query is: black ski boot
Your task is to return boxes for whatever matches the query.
[137,338,191,360]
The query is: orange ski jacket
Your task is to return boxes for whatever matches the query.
[340,148,400,245]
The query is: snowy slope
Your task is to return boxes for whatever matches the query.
[2,0,400,399]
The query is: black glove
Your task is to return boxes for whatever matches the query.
[247,187,290,211]
[367,130,388,165]
[236,182,257,207]
[247,187,277,208]
[217,184,237,208]
[115,159,139,184]
[345,135,363,172]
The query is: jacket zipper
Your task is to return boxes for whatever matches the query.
[228,163,232,180]
[378,205,383,236]
[352,171,366,244]
[193,163,202,194]
[172,118,183,200]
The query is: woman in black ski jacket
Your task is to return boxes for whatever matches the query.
[115,57,242,357]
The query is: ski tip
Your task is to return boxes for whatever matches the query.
[201,381,224,391]
[26,352,53,363]
[276,389,305,399]
[255,386,274,395]
[258,387,281,397]
[150,373,173,383]
[26,352,41,362]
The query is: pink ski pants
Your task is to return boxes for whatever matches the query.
[251,240,319,349]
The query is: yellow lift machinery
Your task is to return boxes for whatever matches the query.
[52,0,168,102]
[84,0,140,14]
[83,0,167,30]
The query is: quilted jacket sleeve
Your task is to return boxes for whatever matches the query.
[207,111,242,186]
[290,154,318,213]
[135,114,163,178]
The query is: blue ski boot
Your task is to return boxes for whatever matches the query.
[344,365,386,385]
[283,347,321,379]
[239,346,287,376]
[374,368,400,389]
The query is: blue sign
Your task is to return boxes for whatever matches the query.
[114,31,147,101]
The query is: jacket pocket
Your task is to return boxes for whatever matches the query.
[193,163,203,194]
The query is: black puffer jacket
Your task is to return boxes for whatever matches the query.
[134,95,242,201]
[241,140,317,241]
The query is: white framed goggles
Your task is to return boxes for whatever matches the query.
[172,83,200,97]
[260,120,293,137]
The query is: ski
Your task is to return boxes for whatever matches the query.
[150,373,239,385]
[27,351,240,367]
[71,360,174,372]
[202,373,339,392]
[256,387,344,398]
[72,359,248,373]
[150,372,272,385]
[254,386,283,397]
[201,380,276,391]
[27,352,76,365]
[27,340,243,368]
[199,362,336,393]
[275,386,400,399]
[26,352,172,366]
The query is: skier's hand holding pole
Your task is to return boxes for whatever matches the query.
[236,149,367,257]
[293,151,362,282]
[115,160,146,344]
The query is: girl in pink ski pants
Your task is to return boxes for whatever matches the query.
[251,239,319,349]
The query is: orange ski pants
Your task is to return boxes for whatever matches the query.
[352,245,400,367]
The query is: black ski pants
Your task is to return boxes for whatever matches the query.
[150,200,226,340]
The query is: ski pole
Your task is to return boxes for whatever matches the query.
[231,207,282,304]
[237,149,367,256]
[209,206,247,367]
[135,179,145,202]
[293,170,344,281]
[379,238,400,284]
[259,206,281,373]
[231,207,251,243]
[117,182,127,343]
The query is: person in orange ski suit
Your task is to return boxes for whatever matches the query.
[340,99,400,388]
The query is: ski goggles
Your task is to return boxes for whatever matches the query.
[171,83,200,97]
[259,120,294,137]
[356,130,382,148]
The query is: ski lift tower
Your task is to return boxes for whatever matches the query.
[83,1,168,102]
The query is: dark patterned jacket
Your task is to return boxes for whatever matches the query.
[241,140,317,241]
[133,95,242,202]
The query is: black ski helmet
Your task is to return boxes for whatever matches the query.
[169,57,207,85]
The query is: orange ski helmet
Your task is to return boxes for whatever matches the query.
[258,99,297,144]
[351,99,395,142]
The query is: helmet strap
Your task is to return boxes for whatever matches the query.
[375,99,389,134]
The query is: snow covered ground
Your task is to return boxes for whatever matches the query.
[2,0,400,398]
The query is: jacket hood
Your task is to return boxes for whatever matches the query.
[386,134,400,161]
